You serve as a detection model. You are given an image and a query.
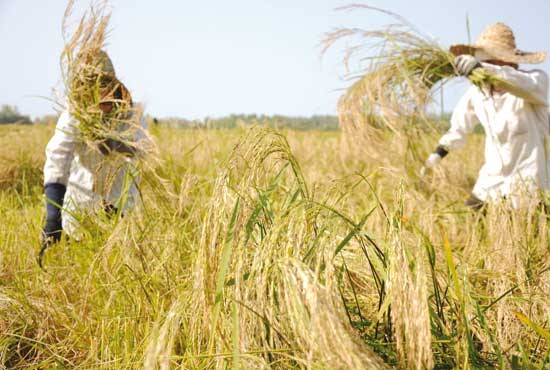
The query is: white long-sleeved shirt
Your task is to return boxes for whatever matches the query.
[439,64,549,205]
[44,107,150,236]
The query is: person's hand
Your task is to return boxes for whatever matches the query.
[98,138,136,157]
[420,153,443,177]
[42,219,62,244]
[39,220,62,268]
[454,55,481,76]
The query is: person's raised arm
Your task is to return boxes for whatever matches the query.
[482,63,549,106]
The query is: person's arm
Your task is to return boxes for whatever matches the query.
[421,88,478,175]
[42,183,66,243]
[482,64,549,106]
[42,111,79,243]
[439,88,478,150]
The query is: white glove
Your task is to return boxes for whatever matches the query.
[454,55,481,76]
[419,153,442,177]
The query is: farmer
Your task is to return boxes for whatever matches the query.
[421,23,549,210]
[41,51,150,248]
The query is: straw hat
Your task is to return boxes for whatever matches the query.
[92,51,132,105]
[96,50,116,77]
[450,23,546,64]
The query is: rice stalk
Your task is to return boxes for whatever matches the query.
[142,298,186,370]
[277,259,389,370]
[323,4,513,143]
[2,122,549,368]
[60,0,143,150]
[184,126,389,368]
[387,187,433,370]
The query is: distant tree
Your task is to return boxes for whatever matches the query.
[0,105,32,124]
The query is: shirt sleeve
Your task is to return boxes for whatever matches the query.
[43,110,81,185]
[482,64,549,106]
[438,87,478,150]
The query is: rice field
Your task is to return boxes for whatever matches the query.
[0,120,548,369]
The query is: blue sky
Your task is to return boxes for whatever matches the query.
[1,0,549,119]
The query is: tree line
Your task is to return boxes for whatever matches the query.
[159,114,340,131]
[4,104,499,133]
[0,105,32,124]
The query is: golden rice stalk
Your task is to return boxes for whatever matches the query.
[278,260,390,370]
[387,212,433,370]
[142,298,186,370]
[60,0,140,147]
[323,5,508,139]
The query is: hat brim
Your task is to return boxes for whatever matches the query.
[99,79,132,105]
[450,43,546,64]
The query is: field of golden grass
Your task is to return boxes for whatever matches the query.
[0,123,548,369]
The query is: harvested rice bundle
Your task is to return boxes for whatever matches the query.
[323,5,512,136]
[60,0,140,148]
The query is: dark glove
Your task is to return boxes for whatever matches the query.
[98,138,136,156]
[42,183,66,244]
[39,183,66,268]
[420,145,449,177]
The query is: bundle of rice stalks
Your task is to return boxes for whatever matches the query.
[176,126,391,368]
[323,5,511,138]
[60,0,141,147]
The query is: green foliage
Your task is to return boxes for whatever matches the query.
[0,105,31,124]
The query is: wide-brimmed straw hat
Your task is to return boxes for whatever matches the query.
[450,23,546,64]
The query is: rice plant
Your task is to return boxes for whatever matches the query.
[1,122,548,369]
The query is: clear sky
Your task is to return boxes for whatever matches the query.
[1,0,549,119]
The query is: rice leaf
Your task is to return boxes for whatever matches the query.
[514,312,550,342]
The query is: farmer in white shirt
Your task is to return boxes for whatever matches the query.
[422,23,549,210]
[41,51,150,249]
